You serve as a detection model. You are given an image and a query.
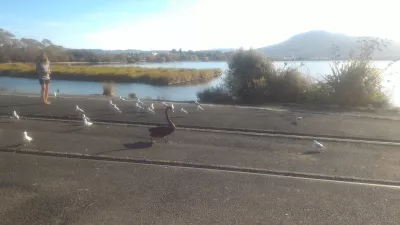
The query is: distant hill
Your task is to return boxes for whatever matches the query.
[0,28,232,63]
[258,30,400,60]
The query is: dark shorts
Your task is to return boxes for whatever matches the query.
[39,79,50,85]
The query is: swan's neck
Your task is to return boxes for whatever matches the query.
[165,108,175,127]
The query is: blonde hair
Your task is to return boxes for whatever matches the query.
[38,52,49,63]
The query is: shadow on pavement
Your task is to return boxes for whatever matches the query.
[0,103,38,108]
[301,151,322,155]
[93,141,152,155]
[0,121,14,124]
[124,141,152,149]
[1,143,22,148]
[59,128,85,133]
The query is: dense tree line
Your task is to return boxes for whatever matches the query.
[0,28,233,63]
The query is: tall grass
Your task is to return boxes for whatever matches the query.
[0,63,222,86]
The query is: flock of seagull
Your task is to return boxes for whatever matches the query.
[14,97,206,146]
[13,95,325,150]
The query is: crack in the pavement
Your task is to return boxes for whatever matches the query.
[1,147,400,188]
[2,115,400,146]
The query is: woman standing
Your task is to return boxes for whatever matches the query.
[36,52,51,104]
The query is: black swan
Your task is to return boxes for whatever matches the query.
[148,105,176,143]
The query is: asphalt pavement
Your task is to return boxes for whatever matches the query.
[1,94,400,141]
[1,93,400,224]
[1,152,400,225]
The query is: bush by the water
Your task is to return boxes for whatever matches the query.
[102,82,115,96]
[199,48,311,104]
[198,43,392,107]
[197,85,233,103]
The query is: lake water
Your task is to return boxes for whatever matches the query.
[1,61,400,106]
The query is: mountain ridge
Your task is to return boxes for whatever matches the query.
[2,28,400,60]
[257,30,400,60]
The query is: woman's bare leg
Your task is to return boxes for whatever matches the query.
[40,84,46,103]
[44,83,51,104]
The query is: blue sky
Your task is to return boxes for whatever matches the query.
[0,0,397,50]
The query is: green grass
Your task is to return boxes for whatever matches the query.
[0,63,222,86]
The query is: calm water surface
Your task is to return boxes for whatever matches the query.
[1,61,399,106]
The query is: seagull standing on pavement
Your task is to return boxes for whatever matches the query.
[136,102,144,111]
[12,111,20,120]
[181,108,188,114]
[83,118,93,128]
[312,140,325,150]
[76,105,85,114]
[119,96,126,101]
[23,131,33,145]
[147,107,155,115]
[150,103,155,110]
[292,116,303,125]
[195,101,204,110]
[112,103,122,114]
[197,104,204,111]
[82,114,90,121]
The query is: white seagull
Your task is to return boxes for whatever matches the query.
[170,103,175,112]
[119,96,126,101]
[292,116,303,125]
[181,108,188,114]
[137,98,144,105]
[76,105,85,114]
[23,131,33,144]
[150,103,155,110]
[195,101,204,110]
[197,105,204,111]
[136,102,144,111]
[312,140,325,150]
[147,107,155,114]
[83,118,93,127]
[162,102,169,107]
[82,114,90,121]
[112,104,122,114]
[12,111,20,120]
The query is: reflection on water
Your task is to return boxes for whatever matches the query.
[1,61,400,106]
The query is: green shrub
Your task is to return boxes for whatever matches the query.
[320,38,392,107]
[197,85,232,103]
[267,67,311,103]
[223,48,310,104]
[102,82,115,96]
[128,92,137,99]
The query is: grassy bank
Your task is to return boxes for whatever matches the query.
[0,63,222,86]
